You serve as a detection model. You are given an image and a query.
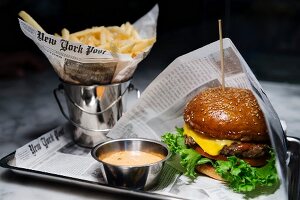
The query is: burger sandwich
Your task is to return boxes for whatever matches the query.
[162,87,278,192]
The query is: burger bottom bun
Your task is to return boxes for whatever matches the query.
[196,164,223,181]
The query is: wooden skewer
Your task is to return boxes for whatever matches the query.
[218,19,225,91]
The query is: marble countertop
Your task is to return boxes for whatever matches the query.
[0,69,300,200]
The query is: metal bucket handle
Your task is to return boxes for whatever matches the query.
[56,83,129,115]
[128,83,141,99]
[53,83,140,132]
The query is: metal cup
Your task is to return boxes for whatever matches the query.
[54,80,139,148]
[91,138,171,190]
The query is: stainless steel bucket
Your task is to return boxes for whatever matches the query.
[54,80,139,148]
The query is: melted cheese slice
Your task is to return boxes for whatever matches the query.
[183,123,234,156]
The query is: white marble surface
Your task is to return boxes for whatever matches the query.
[0,69,300,200]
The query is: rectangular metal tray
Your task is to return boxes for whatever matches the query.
[0,150,181,200]
[1,136,299,200]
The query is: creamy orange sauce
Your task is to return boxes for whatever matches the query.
[101,151,164,166]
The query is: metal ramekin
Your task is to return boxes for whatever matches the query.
[91,138,171,190]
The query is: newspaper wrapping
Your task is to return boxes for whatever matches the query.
[18,5,158,85]
[14,39,288,200]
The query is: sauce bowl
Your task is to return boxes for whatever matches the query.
[91,138,171,190]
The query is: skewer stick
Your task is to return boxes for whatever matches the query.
[218,19,225,91]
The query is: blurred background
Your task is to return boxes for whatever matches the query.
[1,0,300,83]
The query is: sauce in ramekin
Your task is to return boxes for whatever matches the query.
[101,151,165,166]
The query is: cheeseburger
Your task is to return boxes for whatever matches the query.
[162,87,278,192]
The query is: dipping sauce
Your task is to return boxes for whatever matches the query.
[101,151,165,166]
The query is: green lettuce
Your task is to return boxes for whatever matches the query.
[162,127,212,178]
[215,153,278,192]
[161,127,279,193]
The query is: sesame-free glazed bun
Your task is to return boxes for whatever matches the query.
[184,87,268,142]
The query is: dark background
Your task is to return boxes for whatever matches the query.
[1,0,300,83]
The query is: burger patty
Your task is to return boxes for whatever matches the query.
[184,135,269,158]
[220,142,269,158]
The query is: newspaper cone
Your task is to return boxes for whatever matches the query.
[18,5,158,85]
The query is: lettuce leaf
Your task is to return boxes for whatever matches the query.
[162,127,212,178]
[215,152,278,192]
[161,127,186,153]
[161,127,279,193]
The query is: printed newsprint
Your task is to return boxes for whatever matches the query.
[14,39,287,199]
[18,5,158,85]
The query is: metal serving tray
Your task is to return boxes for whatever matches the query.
[1,136,300,200]
[0,152,180,200]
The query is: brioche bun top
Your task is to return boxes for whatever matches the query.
[184,87,268,142]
